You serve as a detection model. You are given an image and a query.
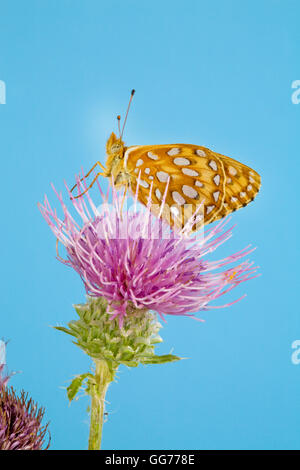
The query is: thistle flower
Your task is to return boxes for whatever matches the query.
[0,343,50,450]
[0,387,50,450]
[39,178,257,326]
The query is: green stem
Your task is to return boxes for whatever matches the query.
[88,360,114,450]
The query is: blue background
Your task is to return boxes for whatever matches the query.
[0,0,299,450]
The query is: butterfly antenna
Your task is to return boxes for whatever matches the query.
[121,89,135,139]
[117,115,121,138]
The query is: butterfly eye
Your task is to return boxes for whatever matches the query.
[111,143,122,154]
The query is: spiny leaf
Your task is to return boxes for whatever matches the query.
[67,373,93,402]
[54,326,74,337]
[141,354,182,365]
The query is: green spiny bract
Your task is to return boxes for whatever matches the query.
[56,297,181,402]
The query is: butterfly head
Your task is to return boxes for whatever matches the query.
[104,132,128,187]
[106,131,124,154]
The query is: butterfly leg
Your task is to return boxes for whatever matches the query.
[70,161,107,193]
[72,171,104,198]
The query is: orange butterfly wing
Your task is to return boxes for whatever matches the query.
[210,153,261,223]
[124,144,260,230]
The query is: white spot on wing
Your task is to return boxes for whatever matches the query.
[195,181,203,187]
[206,205,215,214]
[249,176,255,183]
[209,160,217,171]
[196,149,206,157]
[156,171,170,183]
[240,192,246,198]
[228,166,237,176]
[147,151,159,160]
[173,157,190,166]
[155,188,162,200]
[231,196,238,202]
[213,174,220,186]
[247,184,253,191]
[182,168,199,176]
[213,191,220,202]
[167,148,180,156]
[149,175,154,180]
[172,191,186,205]
[136,159,144,167]
[182,185,198,199]
[145,168,150,174]
[139,180,149,188]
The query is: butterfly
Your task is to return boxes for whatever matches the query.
[72,90,261,231]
